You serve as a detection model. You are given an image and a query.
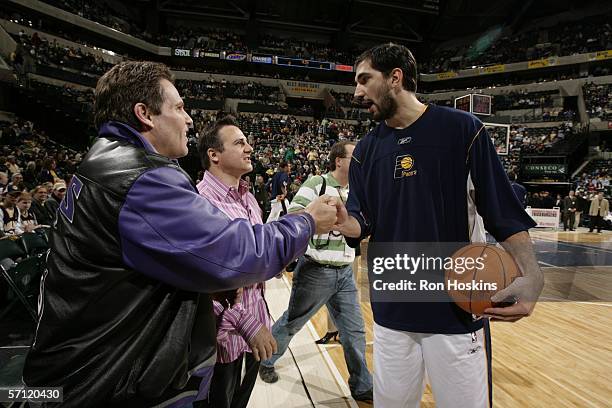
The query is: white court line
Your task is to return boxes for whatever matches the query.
[532,235,612,254]
[280,275,359,408]
[535,369,601,408]
[539,296,612,307]
[572,301,612,307]
[539,261,612,272]
[0,346,29,349]
[538,259,612,307]
[318,341,374,350]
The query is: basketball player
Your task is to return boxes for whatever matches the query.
[334,44,544,407]
[23,61,339,407]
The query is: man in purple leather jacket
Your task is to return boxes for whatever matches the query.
[23,61,338,407]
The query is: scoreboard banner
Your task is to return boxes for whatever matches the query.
[250,54,273,64]
[590,50,612,60]
[223,52,247,61]
[172,48,191,57]
[335,64,354,72]
[276,57,332,70]
[437,71,458,80]
[525,207,560,229]
[472,94,492,116]
[479,65,505,74]
[280,80,324,99]
[454,94,471,112]
[193,49,220,58]
[522,163,567,176]
[527,57,557,69]
[454,94,492,116]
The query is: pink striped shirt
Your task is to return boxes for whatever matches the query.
[197,171,271,363]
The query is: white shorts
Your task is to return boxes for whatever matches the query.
[373,322,491,408]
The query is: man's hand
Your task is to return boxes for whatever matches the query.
[484,274,544,322]
[248,326,277,361]
[484,231,544,322]
[330,197,360,238]
[305,195,337,234]
[331,197,349,227]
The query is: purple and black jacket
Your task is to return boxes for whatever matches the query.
[23,122,314,407]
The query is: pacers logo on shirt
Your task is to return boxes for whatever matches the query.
[394,154,417,179]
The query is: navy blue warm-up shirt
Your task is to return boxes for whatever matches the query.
[346,104,536,334]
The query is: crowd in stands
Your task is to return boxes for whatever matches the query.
[493,90,557,110]
[0,120,86,238]
[161,27,248,53]
[12,30,113,77]
[583,82,612,121]
[325,91,376,120]
[257,35,361,65]
[6,7,612,92]
[186,111,369,188]
[330,91,355,108]
[0,106,601,240]
[38,0,151,41]
[160,27,365,66]
[421,13,612,73]
[497,124,574,175]
[176,79,281,103]
[491,90,577,122]
[512,124,573,153]
[573,159,611,194]
[29,80,95,114]
[21,0,612,77]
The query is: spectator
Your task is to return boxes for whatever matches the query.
[44,181,66,223]
[563,191,577,231]
[1,186,21,236]
[589,192,609,233]
[30,185,53,226]
[15,191,39,235]
[0,172,8,194]
[22,161,39,189]
[7,172,25,193]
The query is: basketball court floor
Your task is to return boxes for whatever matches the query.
[248,228,612,407]
[0,228,610,407]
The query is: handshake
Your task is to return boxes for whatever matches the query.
[304,195,348,234]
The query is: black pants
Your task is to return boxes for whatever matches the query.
[563,211,575,230]
[195,352,259,408]
[589,215,604,232]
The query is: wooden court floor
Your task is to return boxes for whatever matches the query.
[253,229,612,407]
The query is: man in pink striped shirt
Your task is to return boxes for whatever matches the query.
[195,116,277,408]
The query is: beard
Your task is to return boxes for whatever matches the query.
[372,83,398,120]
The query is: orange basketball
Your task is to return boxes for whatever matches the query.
[444,244,521,315]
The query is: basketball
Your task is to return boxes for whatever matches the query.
[445,244,522,315]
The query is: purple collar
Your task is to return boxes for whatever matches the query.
[98,121,158,155]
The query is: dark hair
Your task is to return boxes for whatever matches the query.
[197,116,238,170]
[355,43,418,92]
[17,192,32,202]
[94,61,174,130]
[279,161,288,170]
[329,141,356,171]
